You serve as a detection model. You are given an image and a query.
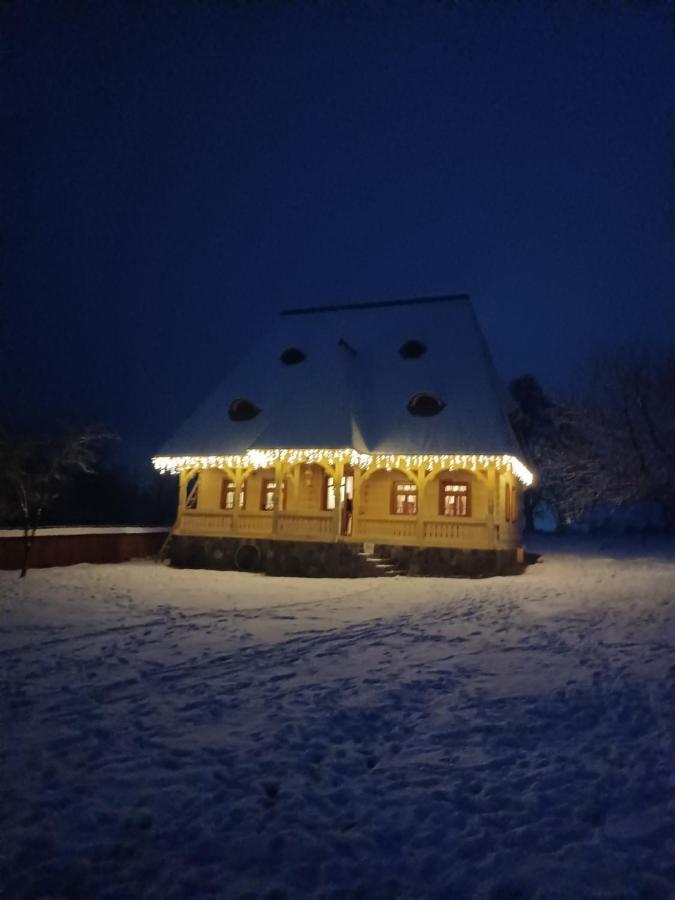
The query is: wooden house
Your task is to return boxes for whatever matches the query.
[154,295,533,576]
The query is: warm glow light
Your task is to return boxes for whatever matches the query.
[152,449,534,486]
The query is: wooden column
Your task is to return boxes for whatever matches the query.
[415,467,427,545]
[177,470,188,530]
[486,464,497,549]
[272,460,284,536]
[333,458,344,541]
[351,468,362,540]
[232,467,243,533]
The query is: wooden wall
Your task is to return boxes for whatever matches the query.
[0,528,169,571]
[360,468,488,519]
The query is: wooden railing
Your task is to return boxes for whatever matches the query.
[180,510,273,537]
[423,518,488,546]
[354,516,489,548]
[237,513,274,536]
[356,517,417,541]
[178,510,491,549]
[181,511,234,533]
[277,512,334,540]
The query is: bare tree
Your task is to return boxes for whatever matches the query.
[538,345,675,528]
[509,374,555,531]
[0,424,113,576]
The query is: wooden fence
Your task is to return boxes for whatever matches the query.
[0,527,170,571]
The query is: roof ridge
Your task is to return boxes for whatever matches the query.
[280,293,470,316]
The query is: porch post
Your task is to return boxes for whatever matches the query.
[333,458,344,541]
[177,470,189,530]
[351,467,362,539]
[415,467,426,546]
[272,460,284,536]
[486,463,498,549]
[232,467,243,533]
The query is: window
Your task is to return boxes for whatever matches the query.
[511,486,517,522]
[392,482,417,516]
[280,347,306,365]
[260,479,285,511]
[407,393,446,417]
[324,475,336,510]
[399,339,427,359]
[439,481,470,517]
[185,473,199,509]
[261,479,276,511]
[220,479,246,511]
[229,398,261,421]
[504,483,511,522]
[323,475,352,510]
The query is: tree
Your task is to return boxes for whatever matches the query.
[509,374,556,531]
[0,424,112,576]
[537,345,675,529]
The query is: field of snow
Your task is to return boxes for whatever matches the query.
[1,536,674,899]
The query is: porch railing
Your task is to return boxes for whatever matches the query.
[423,519,489,546]
[180,511,234,533]
[277,512,334,540]
[179,510,491,548]
[356,517,417,541]
[236,513,274,536]
[180,510,273,537]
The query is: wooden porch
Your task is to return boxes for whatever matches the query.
[172,458,522,552]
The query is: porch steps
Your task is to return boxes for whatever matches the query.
[358,552,405,577]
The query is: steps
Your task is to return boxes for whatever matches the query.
[357,551,405,577]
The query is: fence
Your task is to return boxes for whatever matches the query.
[0,527,170,571]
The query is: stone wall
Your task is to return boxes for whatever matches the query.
[169,536,373,578]
[169,535,525,577]
[374,544,525,577]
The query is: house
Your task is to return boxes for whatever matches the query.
[154,295,533,576]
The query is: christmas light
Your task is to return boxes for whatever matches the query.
[152,449,534,486]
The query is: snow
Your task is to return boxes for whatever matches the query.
[1,538,674,898]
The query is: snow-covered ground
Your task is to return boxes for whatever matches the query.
[1,537,674,899]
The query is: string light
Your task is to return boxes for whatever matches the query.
[152,449,534,486]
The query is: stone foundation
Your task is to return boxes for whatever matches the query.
[168,535,526,577]
[169,536,373,577]
[373,544,525,577]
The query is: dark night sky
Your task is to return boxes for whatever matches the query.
[2,1,674,463]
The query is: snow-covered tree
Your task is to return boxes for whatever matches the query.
[509,374,556,531]
[538,346,675,528]
[0,424,112,576]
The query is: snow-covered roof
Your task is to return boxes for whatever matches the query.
[159,295,522,459]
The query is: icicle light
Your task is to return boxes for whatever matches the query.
[152,449,534,486]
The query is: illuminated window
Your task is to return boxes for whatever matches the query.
[323,475,351,510]
[185,473,199,509]
[439,481,470,517]
[261,479,276,511]
[220,479,246,511]
[324,475,336,510]
[260,479,285,511]
[392,482,417,516]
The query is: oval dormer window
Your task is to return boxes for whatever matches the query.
[280,347,306,365]
[399,339,427,359]
[229,399,261,422]
[407,393,446,417]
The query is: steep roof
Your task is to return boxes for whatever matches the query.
[159,294,521,458]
